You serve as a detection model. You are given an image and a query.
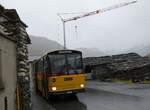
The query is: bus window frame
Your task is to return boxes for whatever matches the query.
[48,52,83,75]
[46,55,52,76]
[44,56,50,75]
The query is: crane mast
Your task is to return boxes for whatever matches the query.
[58,0,137,49]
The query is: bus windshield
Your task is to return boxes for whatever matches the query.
[48,53,82,75]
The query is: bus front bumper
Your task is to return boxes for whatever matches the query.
[48,88,85,95]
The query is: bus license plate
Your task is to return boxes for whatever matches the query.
[64,77,73,81]
[67,91,72,94]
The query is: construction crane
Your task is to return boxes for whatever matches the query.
[58,0,137,49]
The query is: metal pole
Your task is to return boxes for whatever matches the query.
[63,21,66,49]
[57,14,67,49]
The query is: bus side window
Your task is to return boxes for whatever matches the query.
[37,61,40,73]
[37,60,42,73]
[44,57,47,73]
[34,62,38,73]
[44,56,50,75]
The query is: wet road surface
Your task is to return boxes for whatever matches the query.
[32,82,150,110]
[78,88,149,110]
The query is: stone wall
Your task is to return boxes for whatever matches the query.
[16,23,31,110]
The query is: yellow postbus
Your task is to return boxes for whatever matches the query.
[33,50,85,98]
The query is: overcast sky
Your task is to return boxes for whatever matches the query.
[1,0,150,53]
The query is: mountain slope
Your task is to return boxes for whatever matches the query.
[127,45,150,56]
[28,35,63,60]
[28,35,106,60]
[77,47,106,57]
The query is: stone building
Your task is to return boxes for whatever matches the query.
[0,5,31,110]
[83,53,150,81]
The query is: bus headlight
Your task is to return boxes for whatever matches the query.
[52,87,57,91]
[80,84,84,88]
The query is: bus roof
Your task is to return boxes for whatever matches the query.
[48,49,82,55]
[31,49,82,63]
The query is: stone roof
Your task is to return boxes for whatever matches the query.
[0,4,31,44]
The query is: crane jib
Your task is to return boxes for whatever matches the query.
[63,0,137,22]
[58,0,137,50]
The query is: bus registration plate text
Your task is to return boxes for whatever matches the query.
[64,77,73,81]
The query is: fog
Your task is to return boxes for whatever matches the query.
[1,0,150,54]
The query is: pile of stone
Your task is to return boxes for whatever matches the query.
[0,5,31,110]
[83,53,150,81]
[83,53,142,66]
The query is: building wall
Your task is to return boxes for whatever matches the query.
[0,35,16,110]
